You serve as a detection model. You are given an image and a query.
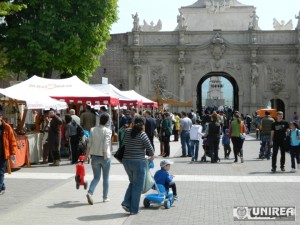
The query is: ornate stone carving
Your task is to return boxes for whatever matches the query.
[273,18,293,30]
[177,51,186,86]
[225,60,240,71]
[177,9,188,31]
[248,8,259,30]
[296,11,300,30]
[132,13,141,31]
[179,63,185,86]
[206,0,232,14]
[251,33,257,44]
[250,62,259,86]
[133,64,142,86]
[140,20,162,32]
[210,33,225,60]
[179,32,185,45]
[210,33,225,68]
[193,60,210,71]
[132,52,143,87]
[297,64,300,86]
[267,66,284,94]
[150,65,167,90]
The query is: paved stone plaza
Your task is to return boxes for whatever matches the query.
[1,134,300,225]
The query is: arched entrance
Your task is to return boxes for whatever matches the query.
[197,72,239,113]
[270,99,285,115]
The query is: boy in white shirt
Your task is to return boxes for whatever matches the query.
[190,119,203,161]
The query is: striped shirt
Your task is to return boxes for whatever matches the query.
[123,128,154,160]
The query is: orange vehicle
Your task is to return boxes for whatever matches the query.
[256,108,277,118]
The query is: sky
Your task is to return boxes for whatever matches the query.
[111,0,300,34]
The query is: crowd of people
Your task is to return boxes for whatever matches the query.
[1,104,299,216]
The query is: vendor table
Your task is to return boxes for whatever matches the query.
[26,133,43,163]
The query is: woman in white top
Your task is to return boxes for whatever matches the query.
[190,119,203,161]
[86,113,112,205]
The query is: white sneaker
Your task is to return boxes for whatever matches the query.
[290,168,296,173]
[103,198,110,202]
[86,193,93,205]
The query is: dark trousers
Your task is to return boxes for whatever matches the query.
[148,135,155,150]
[0,157,7,191]
[70,135,80,164]
[208,136,220,162]
[51,143,61,161]
[224,144,231,158]
[231,136,244,161]
[174,130,179,141]
[272,142,285,169]
[290,146,299,169]
[163,135,170,157]
[166,181,177,196]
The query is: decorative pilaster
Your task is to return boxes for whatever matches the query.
[178,51,186,101]
[133,51,142,92]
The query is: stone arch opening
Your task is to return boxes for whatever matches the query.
[270,99,285,116]
[197,72,239,113]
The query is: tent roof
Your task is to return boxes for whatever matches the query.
[122,90,158,108]
[6,75,119,106]
[0,88,68,110]
[90,84,142,107]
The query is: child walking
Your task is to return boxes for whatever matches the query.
[289,121,300,173]
[222,129,231,159]
[154,159,178,200]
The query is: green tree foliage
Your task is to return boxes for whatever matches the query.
[0,0,118,82]
[0,2,26,16]
[0,1,26,79]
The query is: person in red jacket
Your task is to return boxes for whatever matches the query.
[0,115,17,195]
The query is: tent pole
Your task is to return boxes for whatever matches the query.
[19,108,28,130]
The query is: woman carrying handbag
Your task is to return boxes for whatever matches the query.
[121,116,154,215]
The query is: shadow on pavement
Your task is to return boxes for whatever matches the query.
[77,213,128,221]
[48,201,89,209]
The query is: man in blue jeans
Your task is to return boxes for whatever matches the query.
[179,112,193,157]
[259,111,274,160]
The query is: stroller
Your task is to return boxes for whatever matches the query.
[200,137,220,162]
[143,163,175,209]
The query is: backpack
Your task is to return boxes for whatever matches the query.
[245,116,252,123]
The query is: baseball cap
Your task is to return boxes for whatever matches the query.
[160,159,174,167]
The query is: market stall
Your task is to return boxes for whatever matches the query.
[122,90,158,109]
[90,84,143,107]
[1,75,119,167]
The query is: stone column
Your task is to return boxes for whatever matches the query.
[250,47,258,108]
[133,52,142,92]
[178,51,185,101]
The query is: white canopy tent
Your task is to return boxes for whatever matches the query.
[4,75,119,106]
[0,88,68,110]
[122,90,158,109]
[90,84,142,107]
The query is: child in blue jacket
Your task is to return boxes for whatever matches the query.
[154,159,177,200]
[222,129,231,159]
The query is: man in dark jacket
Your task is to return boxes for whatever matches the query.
[48,109,63,166]
[270,111,289,172]
[259,111,275,160]
[144,110,157,149]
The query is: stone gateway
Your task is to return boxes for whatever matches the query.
[90,0,300,120]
